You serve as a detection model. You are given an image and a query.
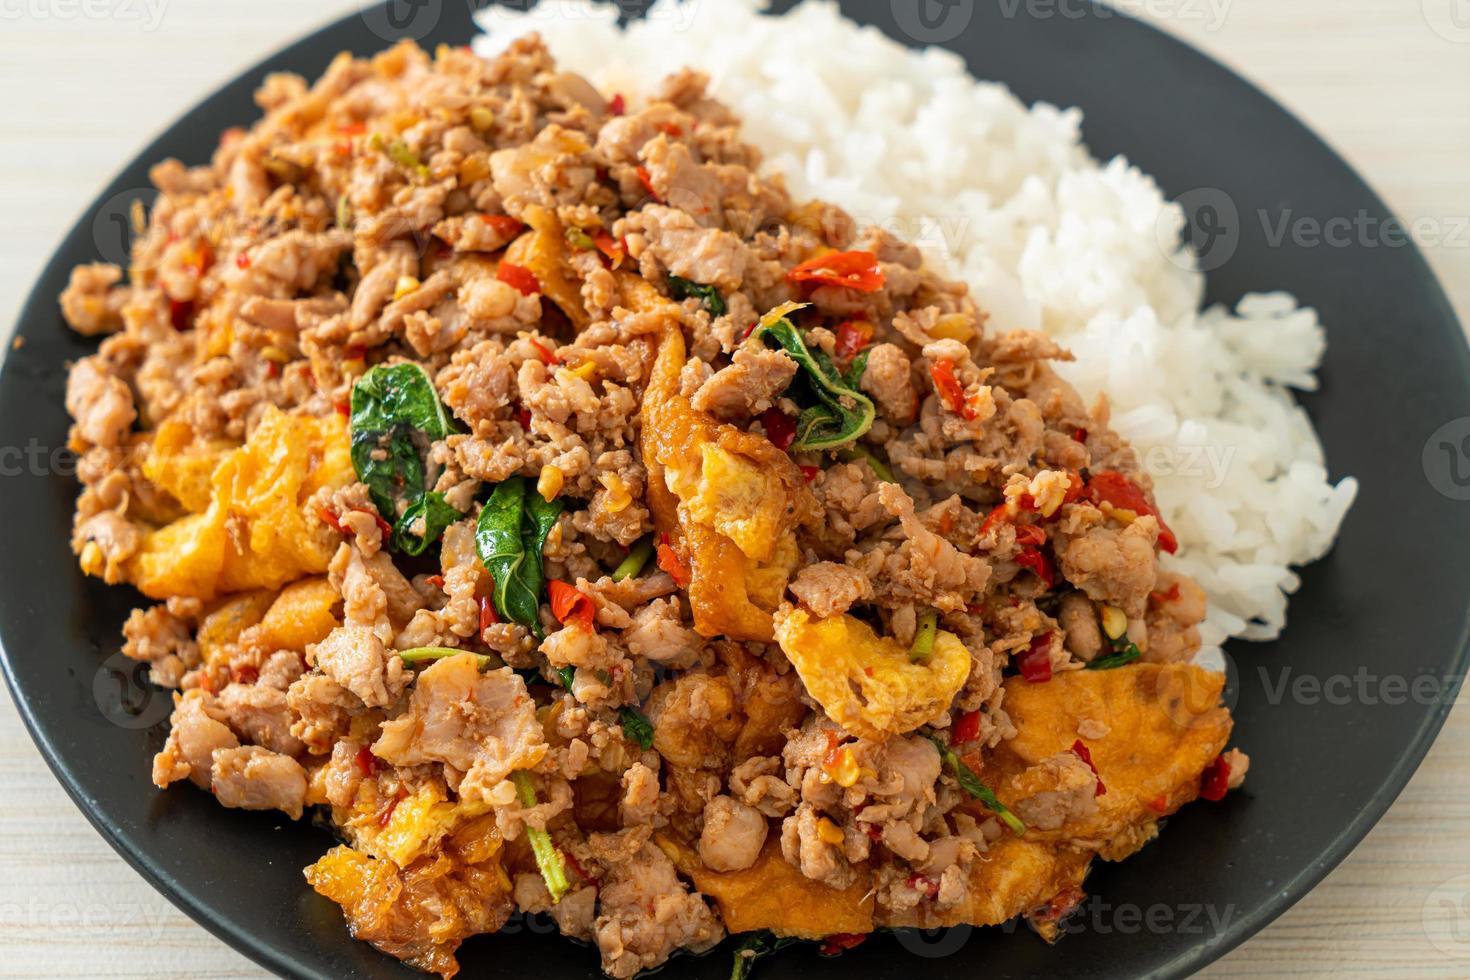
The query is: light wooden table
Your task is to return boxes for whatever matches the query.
[1,1,1467,976]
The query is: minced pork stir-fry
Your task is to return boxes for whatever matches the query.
[60,38,1248,978]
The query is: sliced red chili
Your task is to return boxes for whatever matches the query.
[351,507,394,541]
[1017,632,1054,683]
[760,408,797,452]
[930,358,979,420]
[527,337,560,365]
[655,122,683,137]
[354,745,378,778]
[592,230,625,268]
[316,506,345,535]
[1199,754,1232,802]
[1086,470,1178,554]
[818,933,868,957]
[952,709,982,745]
[235,252,251,270]
[168,298,194,331]
[548,579,596,630]
[635,165,662,204]
[515,404,532,430]
[337,121,367,136]
[1014,524,1046,548]
[231,665,258,686]
[378,789,406,827]
[425,574,445,589]
[497,261,541,297]
[607,93,626,116]
[906,873,940,900]
[799,465,821,483]
[656,533,691,588]
[787,250,885,292]
[1072,427,1088,443]
[1146,793,1170,814]
[479,594,500,635]
[480,214,524,239]
[833,320,875,361]
[1015,547,1056,590]
[1070,739,1107,797]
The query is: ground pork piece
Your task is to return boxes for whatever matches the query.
[1055,511,1159,617]
[859,343,918,424]
[322,739,366,809]
[1059,591,1103,662]
[489,123,596,218]
[869,482,992,611]
[620,761,662,827]
[787,561,873,619]
[215,682,305,756]
[210,746,308,820]
[586,828,724,978]
[648,671,742,773]
[372,654,546,803]
[121,603,199,689]
[1010,751,1100,831]
[257,650,306,690]
[583,572,681,618]
[698,796,767,872]
[1145,571,1208,663]
[622,204,748,291]
[311,624,407,709]
[286,673,362,754]
[65,357,136,449]
[516,876,598,942]
[729,756,797,818]
[59,263,128,335]
[1221,748,1250,790]
[621,597,702,665]
[152,692,238,790]
[780,802,856,890]
[688,345,796,421]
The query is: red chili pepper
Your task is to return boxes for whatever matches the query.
[317,506,345,535]
[235,252,251,270]
[479,594,499,635]
[741,320,760,340]
[655,122,684,137]
[337,121,367,136]
[497,261,541,297]
[760,408,797,452]
[343,344,367,361]
[787,250,885,293]
[799,465,821,483]
[822,730,843,769]
[527,337,560,365]
[656,533,691,588]
[1150,582,1183,607]
[480,214,524,239]
[906,873,941,900]
[1199,754,1232,802]
[351,507,395,541]
[952,709,982,744]
[335,399,350,418]
[1072,427,1088,443]
[1015,547,1056,589]
[1146,793,1170,814]
[547,579,596,630]
[515,404,532,430]
[818,933,867,957]
[1031,885,1085,925]
[265,360,280,379]
[930,358,979,420]
[592,230,625,268]
[635,165,663,204]
[607,93,626,116]
[1017,632,1054,683]
[559,846,598,884]
[1014,524,1046,548]
[977,504,1010,538]
[354,745,378,778]
[168,298,194,331]
[231,665,258,686]
[378,789,406,827]
[1070,739,1107,797]
[333,139,353,157]
[833,320,874,361]
[426,574,445,589]
[1086,470,1178,554]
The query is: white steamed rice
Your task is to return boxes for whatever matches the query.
[473,0,1357,656]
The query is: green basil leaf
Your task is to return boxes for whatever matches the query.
[349,362,457,550]
[667,275,727,317]
[923,733,1026,835]
[474,477,565,638]
[755,316,875,451]
[618,706,654,750]
[730,931,798,980]
[1086,644,1142,670]
[556,666,576,691]
[392,491,463,556]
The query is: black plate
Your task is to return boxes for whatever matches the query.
[3,1,1467,978]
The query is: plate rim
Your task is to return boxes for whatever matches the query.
[2,2,1467,978]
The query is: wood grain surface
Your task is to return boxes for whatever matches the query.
[0,1,1466,976]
